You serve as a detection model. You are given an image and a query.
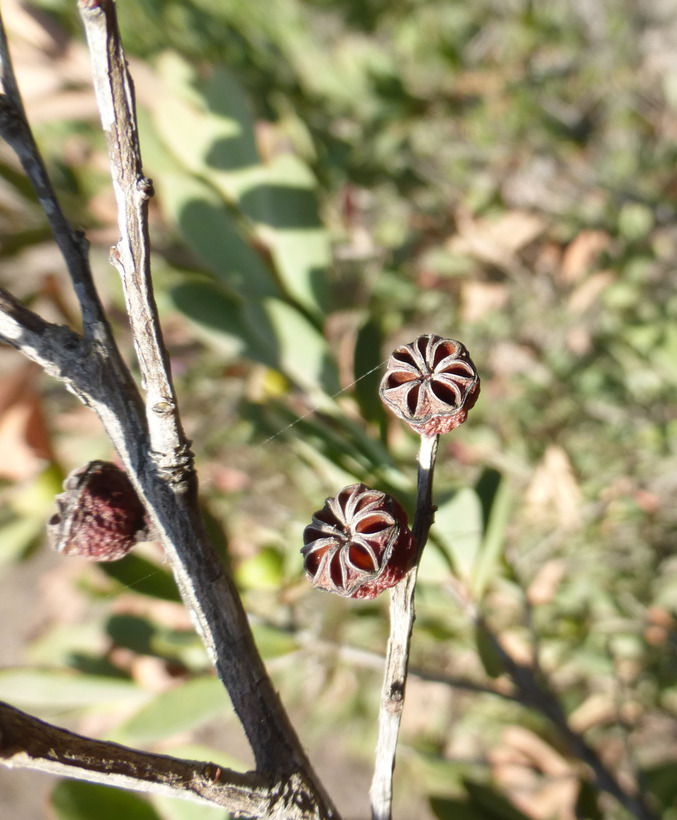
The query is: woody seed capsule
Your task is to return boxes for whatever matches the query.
[302,483,416,599]
[47,461,148,561]
[379,334,480,435]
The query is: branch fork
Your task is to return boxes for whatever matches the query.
[0,3,337,818]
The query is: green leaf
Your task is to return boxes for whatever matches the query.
[463,779,532,820]
[353,318,387,427]
[430,796,486,820]
[475,623,503,679]
[27,622,108,667]
[262,297,339,395]
[235,546,284,591]
[169,279,275,364]
[246,154,331,315]
[51,781,160,820]
[153,55,260,202]
[111,676,227,745]
[152,796,232,820]
[470,471,512,598]
[171,281,338,395]
[159,172,277,301]
[0,669,146,709]
[434,488,483,582]
[250,623,298,660]
[99,554,182,602]
[153,55,329,316]
[417,540,454,585]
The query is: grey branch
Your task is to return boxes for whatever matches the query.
[0,700,317,820]
[79,0,184,463]
[370,433,439,820]
[0,2,338,817]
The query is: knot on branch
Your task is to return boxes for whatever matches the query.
[150,442,196,492]
[268,772,319,820]
[136,176,154,199]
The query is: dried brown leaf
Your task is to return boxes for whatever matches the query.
[449,208,547,267]
[460,281,510,322]
[525,445,582,530]
[560,230,609,285]
[0,364,54,480]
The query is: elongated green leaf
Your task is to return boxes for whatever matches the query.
[0,669,146,709]
[463,779,531,820]
[27,622,108,667]
[251,622,298,660]
[153,55,260,203]
[170,281,336,395]
[111,676,227,745]
[153,54,329,315]
[169,279,275,364]
[471,471,512,598]
[430,796,486,820]
[159,173,276,300]
[262,297,339,395]
[353,318,387,427]
[99,554,181,602]
[417,541,454,585]
[51,781,160,820]
[152,796,231,820]
[434,488,483,582]
[245,154,330,314]
[475,623,503,679]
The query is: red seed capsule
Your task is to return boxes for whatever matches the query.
[302,483,416,599]
[379,334,480,435]
[47,461,147,561]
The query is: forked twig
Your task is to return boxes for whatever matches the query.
[0,3,338,817]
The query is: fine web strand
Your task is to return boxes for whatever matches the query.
[101,566,166,599]
[105,361,387,595]
[259,360,387,446]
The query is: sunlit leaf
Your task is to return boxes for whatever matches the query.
[159,172,277,301]
[99,554,181,602]
[471,471,512,597]
[235,547,284,591]
[434,488,482,582]
[0,670,146,709]
[51,781,160,820]
[110,676,227,745]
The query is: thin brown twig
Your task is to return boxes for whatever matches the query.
[370,433,439,820]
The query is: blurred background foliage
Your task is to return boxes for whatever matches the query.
[1,0,677,818]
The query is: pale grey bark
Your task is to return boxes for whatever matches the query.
[0,3,337,818]
[370,433,438,820]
